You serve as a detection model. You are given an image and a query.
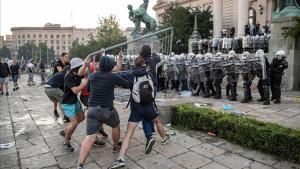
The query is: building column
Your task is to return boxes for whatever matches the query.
[213,0,223,37]
[237,0,249,36]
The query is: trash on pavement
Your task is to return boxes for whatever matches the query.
[207,132,216,137]
[0,142,15,149]
[179,91,192,97]
[222,104,233,110]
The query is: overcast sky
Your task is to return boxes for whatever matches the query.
[0,0,157,36]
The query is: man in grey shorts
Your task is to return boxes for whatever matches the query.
[78,56,130,169]
[45,66,70,121]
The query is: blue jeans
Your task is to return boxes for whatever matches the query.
[142,86,157,139]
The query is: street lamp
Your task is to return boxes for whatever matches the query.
[190,6,201,39]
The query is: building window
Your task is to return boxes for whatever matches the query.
[45,34,48,38]
[33,34,36,38]
[39,34,42,38]
[57,46,60,50]
[68,34,71,38]
[62,35,65,38]
[22,35,25,39]
[18,35,21,38]
[51,46,54,49]
[51,35,54,38]
[51,40,54,44]
[63,46,66,50]
[56,40,59,44]
[57,35,59,38]
[62,40,66,44]
[27,34,30,38]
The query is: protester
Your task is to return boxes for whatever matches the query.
[26,60,35,86]
[60,58,87,152]
[0,57,10,95]
[10,59,20,91]
[39,60,46,84]
[53,52,70,74]
[77,56,131,169]
[45,65,70,120]
[108,56,170,169]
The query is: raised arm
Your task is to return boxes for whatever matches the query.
[112,51,124,72]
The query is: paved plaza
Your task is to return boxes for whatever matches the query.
[1,76,300,169]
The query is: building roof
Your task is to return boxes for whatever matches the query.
[11,26,75,31]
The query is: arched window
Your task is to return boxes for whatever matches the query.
[249,7,256,25]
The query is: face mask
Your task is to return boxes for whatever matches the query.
[277,55,283,60]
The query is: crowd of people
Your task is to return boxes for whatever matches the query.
[42,45,170,169]
[0,41,289,169]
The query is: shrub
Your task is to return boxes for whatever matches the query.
[172,104,300,163]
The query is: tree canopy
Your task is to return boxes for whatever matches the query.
[159,5,213,53]
[17,42,55,62]
[0,46,11,59]
[69,15,126,58]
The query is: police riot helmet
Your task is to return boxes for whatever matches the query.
[228,50,236,60]
[242,51,250,61]
[255,49,264,60]
[276,50,286,60]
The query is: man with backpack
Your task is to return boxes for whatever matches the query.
[108,56,170,169]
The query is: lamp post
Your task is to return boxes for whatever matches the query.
[188,6,201,53]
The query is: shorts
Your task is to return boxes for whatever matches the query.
[86,106,120,135]
[129,103,158,122]
[0,77,9,83]
[45,88,64,102]
[62,101,83,119]
[12,75,18,82]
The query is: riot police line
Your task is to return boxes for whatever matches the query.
[117,48,287,105]
[190,35,270,55]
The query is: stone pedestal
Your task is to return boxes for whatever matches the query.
[188,38,200,53]
[269,17,300,90]
[127,36,161,55]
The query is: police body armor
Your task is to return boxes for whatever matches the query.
[210,59,224,80]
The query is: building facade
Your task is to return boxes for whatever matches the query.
[153,0,276,37]
[10,23,97,57]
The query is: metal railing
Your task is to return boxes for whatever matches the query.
[87,27,174,58]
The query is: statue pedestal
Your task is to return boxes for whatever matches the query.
[127,36,161,55]
[269,16,300,90]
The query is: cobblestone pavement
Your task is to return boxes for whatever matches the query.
[1,76,300,169]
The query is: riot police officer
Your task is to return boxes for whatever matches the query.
[210,52,224,99]
[270,50,288,104]
[203,53,216,98]
[224,50,240,101]
[255,50,271,105]
[240,52,255,103]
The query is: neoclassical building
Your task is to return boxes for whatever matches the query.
[10,23,97,57]
[153,0,276,37]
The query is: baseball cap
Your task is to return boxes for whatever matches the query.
[70,58,84,70]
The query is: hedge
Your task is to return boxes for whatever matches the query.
[171,104,300,163]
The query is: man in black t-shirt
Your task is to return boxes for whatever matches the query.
[0,58,10,95]
[53,52,70,74]
[39,60,46,84]
[10,59,20,91]
[60,58,87,152]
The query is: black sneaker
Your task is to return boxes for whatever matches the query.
[54,110,59,118]
[274,99,281,104]
[16,86,19,90]
[94,137,105,146]
[108,159,125,169]
[63,142,74,152]
[5,92,9,96]
[64,115,70,122]
[161,135,170,145]
[145,138,155,154]
[112,142,122,153]
[257,98,264,102]
[13,88,16,91]
[99,128,108,138]
[0,92,3,95]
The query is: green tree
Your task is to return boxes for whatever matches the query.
[0,46,11,59]
[96,15,126,54]
[17,42,36,61]
[36,43,55,63]
[282,18,300,38]
[159,5,213,53]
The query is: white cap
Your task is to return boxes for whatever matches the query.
[70,58,84,70]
